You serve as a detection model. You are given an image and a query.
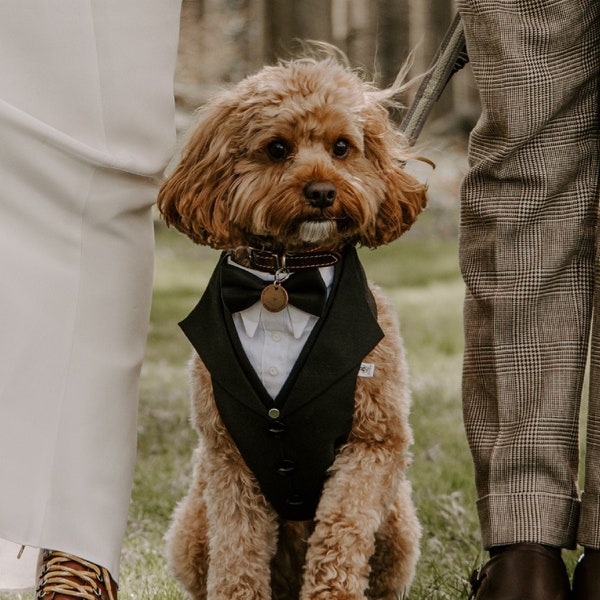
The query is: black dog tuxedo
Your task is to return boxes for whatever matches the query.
[180,247,383,520]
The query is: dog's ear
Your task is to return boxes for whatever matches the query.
[359,102,428,247]
[157,98,242,248]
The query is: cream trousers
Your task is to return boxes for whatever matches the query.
[0,0,181,582]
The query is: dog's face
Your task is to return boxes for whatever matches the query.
[158,58,427,252]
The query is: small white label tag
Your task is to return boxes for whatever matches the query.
[358,362,375,378]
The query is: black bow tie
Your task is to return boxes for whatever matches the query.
[221,260,328,317]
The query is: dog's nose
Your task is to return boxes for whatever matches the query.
[303,180,336,208]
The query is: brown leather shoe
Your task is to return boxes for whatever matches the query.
[572,549,600,599]
[36,549,118,600]
[468,543,570,600]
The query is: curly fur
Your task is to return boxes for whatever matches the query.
[158,57,426,252]
[159,54,427,600]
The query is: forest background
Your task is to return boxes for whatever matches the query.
[175,0,479,131]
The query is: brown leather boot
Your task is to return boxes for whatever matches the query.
[468,543,570,600]
[36,549,118,600]
[572,549,600,599]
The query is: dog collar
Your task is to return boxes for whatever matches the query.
[230,247,342,274]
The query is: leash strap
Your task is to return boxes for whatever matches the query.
[400,13,469,144]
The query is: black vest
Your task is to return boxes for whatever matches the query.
[180,247,383,520]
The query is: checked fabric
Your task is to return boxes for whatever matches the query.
[458,0,600,549]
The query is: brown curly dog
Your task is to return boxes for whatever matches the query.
[158,54,427,600]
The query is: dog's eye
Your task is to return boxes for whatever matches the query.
[332,138,350,159]
[266,139,291,162]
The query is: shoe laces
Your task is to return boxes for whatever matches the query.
[37,550,117,600]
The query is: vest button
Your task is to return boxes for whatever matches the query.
[276,460,296,476]
[267,420,286,437]
[268,407,280,419]
[285,493,305,507]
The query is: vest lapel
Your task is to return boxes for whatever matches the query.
[179,254,269,416]
[179,247,384,417]
[276,247,383,415]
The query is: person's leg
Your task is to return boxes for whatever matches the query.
[458,0,600,595]
[574,93,600,594]
[0,0,181,592]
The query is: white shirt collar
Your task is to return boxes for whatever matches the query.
[237,302,313,339]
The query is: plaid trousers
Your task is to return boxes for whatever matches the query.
[458,0,600,549]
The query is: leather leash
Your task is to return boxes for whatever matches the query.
[400,13,469,144]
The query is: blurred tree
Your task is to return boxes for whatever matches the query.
[345,0,376,72]
[377,0,411,87]
[174,0,479,131]
[264,0,333,62]
[420,0,454,119]
[246,0,266,70]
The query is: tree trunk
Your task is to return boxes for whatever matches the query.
[264,0,332,63]
[346,0,376,74]
[377,0,411,88]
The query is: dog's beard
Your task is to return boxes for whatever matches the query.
[297,220,337,245]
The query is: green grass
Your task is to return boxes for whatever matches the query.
[0,224,499,599]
